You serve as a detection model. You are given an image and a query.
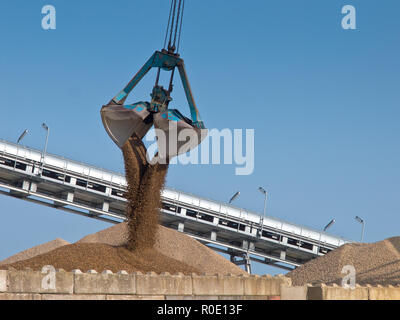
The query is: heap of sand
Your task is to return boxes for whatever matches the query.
[288,237,400,286]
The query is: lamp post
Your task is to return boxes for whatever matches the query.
[317,219,335,255]
[15,129,29,169]
[41,123,50,174]
[323,219,335,232]
[355,216,365,242]
[229,191,240,204]
[258,187,267,221]
[257,187,267,238]
[17,129,29,145]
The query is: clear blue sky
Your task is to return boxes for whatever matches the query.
[0,0,399,275]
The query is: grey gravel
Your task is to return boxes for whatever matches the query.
[288,237,400,286]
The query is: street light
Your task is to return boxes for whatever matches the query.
[323,219,335,232]
[41,123,50,173]
[17,129,29,144]
[15,129,29,169]
[258,187,267,221]
[229,191,240,204]
[355,216,365,242]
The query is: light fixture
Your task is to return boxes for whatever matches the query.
[323,219,335,232]
[354,216,365,242]
[258,186,268,222]
[17,129,29,144]
[229,191,240,204]
[41,123,50,174]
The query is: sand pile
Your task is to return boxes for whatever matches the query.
[78,222,247,275]
[288,237,400,286]
[1,223,246,275]
[0,238,70,266]
[2,243,199,274]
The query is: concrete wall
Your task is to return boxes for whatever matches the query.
[307,284,400,300]
[0,268,291,300]
[2,269,400,300]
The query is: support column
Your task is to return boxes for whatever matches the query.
[230,253,252,274]
[244,253,252,274]
[54,192,74,207]
[102,201,110,212]
[65,192,74,202]
[29,182,37,193]
[21,180,30,191]
[249,241,255,251]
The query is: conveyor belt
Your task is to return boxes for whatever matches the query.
[0,139,351,272]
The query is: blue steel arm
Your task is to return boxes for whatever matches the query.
[108,50,205,128]
[110,52,157,105]
[110,51,182,105]
[177,61,205,129]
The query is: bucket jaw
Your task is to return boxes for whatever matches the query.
[101,102,153,148]
[153,110,208,161]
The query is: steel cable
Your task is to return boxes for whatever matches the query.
[177,0,185,53]
[163,0,174,49]
[172,0,182,50]
[168,0,177,51]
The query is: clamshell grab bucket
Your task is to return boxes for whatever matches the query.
[101,50,207,160]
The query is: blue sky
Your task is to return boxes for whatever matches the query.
[0,0,399,275]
